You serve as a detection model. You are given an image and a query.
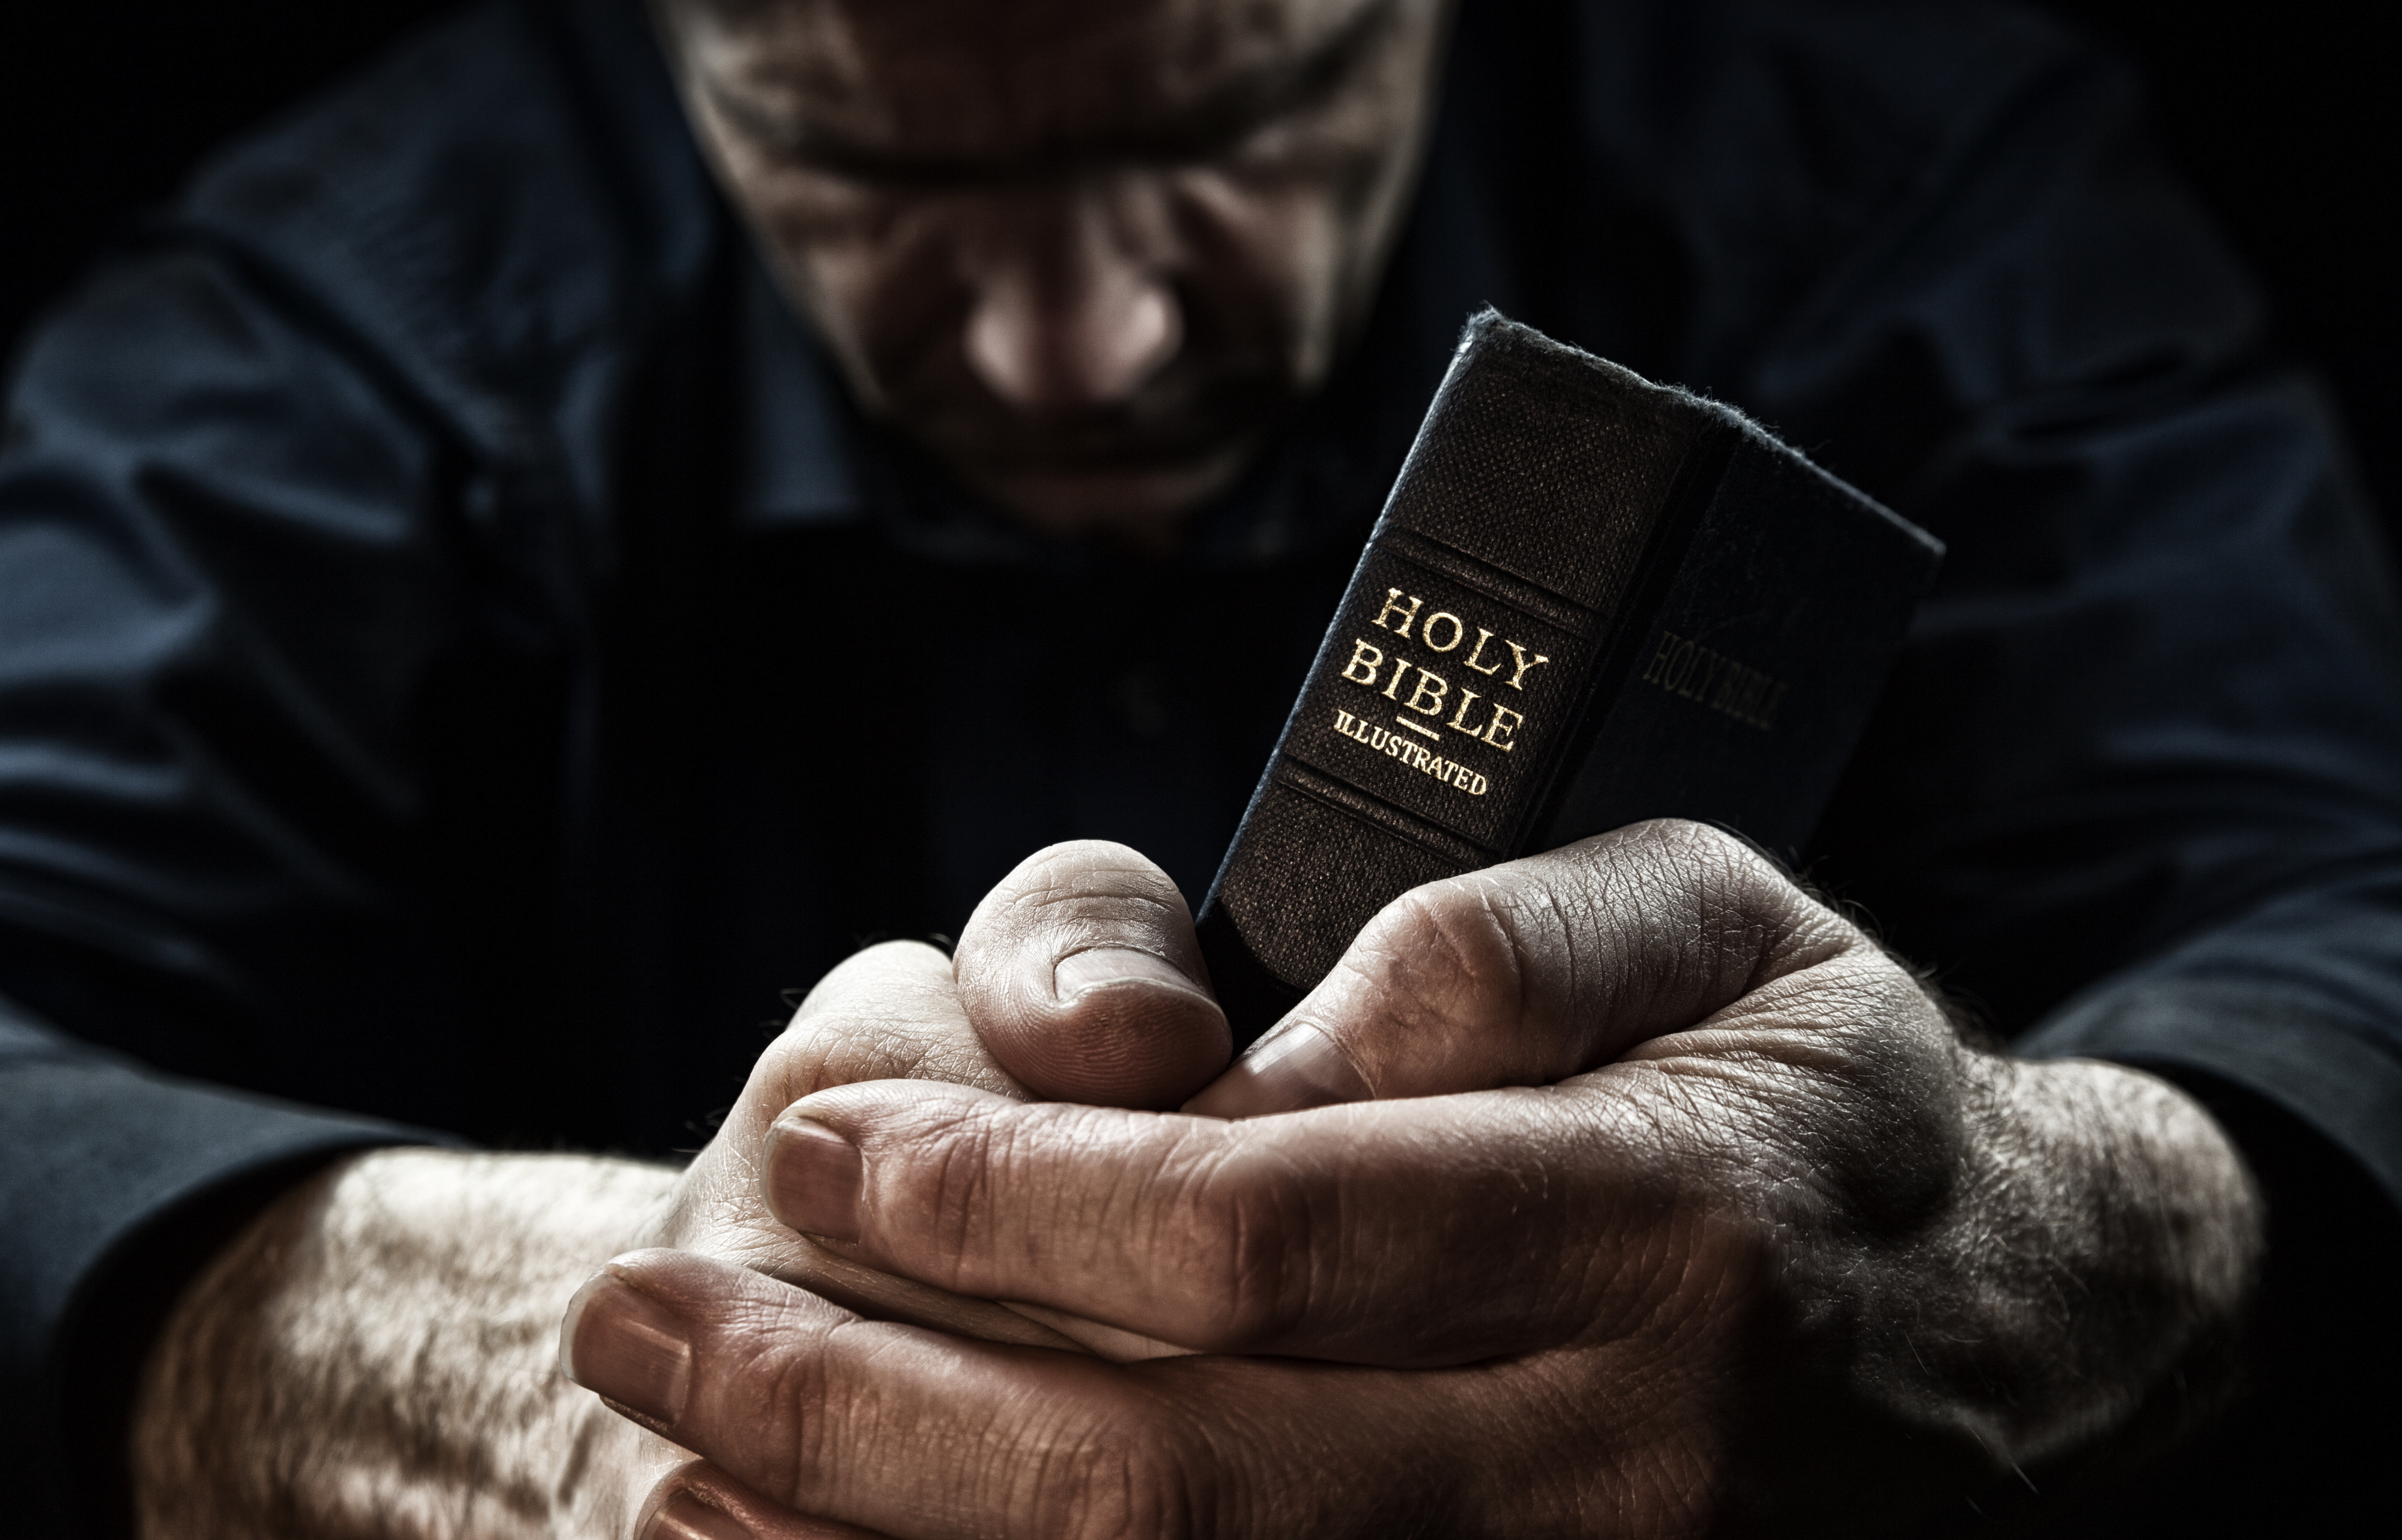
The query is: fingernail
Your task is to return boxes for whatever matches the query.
[558,1272,692,1425]
[763,1116,865,1242]
[1054,946,1196,999]
[1183,1021,1371,1118]
[644,1491,755,1540]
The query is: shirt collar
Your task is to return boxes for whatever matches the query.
[737,256,864,530]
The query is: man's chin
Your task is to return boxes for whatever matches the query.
[968,444,1257,554]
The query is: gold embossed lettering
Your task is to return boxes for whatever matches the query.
[1422,612,1465,653]
[1381,654,1412,699]
[1641,630,1680,686]
[1341,638,1384,684]
[1405,668,1449,716]
[1687,651,1723,702]
[1638,627,1789,731]
[1483,705,1523,752]
[1463,627,1504,675]
[1663,639,1696,693]
[1372,588,1424,639]
[1504,642,1552,692]
[1331,707,1488,795]
[1447,688,1485,737]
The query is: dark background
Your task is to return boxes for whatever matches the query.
[2,1,2395,557]
[0,4,2393,1532]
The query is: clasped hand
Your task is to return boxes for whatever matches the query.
[562,822,2258,1538]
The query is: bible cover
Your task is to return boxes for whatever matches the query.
[1195,312,1943,1046]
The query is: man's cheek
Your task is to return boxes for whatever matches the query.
[784,249,967,407]
[1171,176,1351,385]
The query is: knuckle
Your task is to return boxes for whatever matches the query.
[764,944,1008,1101]
[1019,1398,1215,1540]
[705,1292,841,1500]
[1173,1141,1321,1348]
[757,1020,859,1101]
[764,1009,932,1101]
[1375,875,1495,948]
[1605,820,1856,989]
[900,1099,1020,1284]
[1620,815,1750,868]
[793,940,948,1019]
[1353,878,1529,1016]
[1617,817,1773,908]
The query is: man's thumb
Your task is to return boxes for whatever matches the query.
[1185,820,1850,1118]
[953,840,1230,1108]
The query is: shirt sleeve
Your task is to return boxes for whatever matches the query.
[0,1000,433,1539]
[1645,23,2402,1520]
[0,240,473,1532]
[1699,19,2402,1208]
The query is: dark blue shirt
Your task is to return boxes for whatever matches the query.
[4,0,2399,1529]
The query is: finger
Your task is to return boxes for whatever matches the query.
[674,941,1075,1353]
[641,1460,895,1540]
[781,940,1026,1104]
[566,1249,1532,1540]
[567,1251,1172,1538]
[954,839,1229,1108]
[1185,819,1862,1118]
[761,1078,1723,1364]
[677,940,1014,1257]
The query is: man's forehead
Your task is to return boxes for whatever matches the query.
[671,0,1389,162]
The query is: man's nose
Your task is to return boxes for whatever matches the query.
[962,189,1182,412]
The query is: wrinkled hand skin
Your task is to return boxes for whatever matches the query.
[579,845,1233,1530]
[653,937,1066,1346]
[651,839,1229,1357]
[569,821,2265,1539]
[130,850,1221,1539]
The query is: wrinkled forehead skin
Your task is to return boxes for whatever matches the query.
[665,0,1383,162]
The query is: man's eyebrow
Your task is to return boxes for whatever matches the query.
[712,0,1406,186]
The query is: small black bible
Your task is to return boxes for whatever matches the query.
[1194,311,1943,1046]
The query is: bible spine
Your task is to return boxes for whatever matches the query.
[1195,312,1943,1044]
